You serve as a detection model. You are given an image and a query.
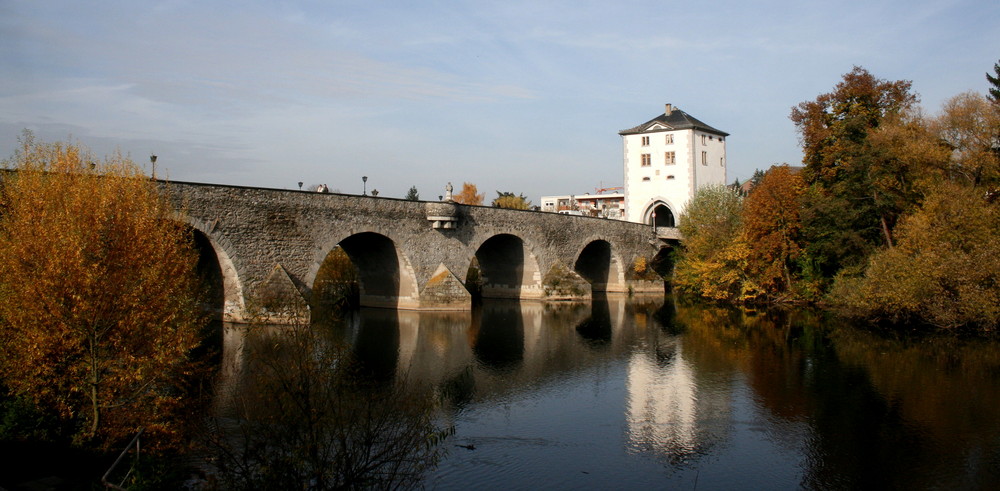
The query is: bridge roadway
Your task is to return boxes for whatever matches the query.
[164,180,674,322]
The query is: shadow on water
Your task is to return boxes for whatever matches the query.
[575,294,612,348]
[472,300,524,373]
[349,308,400,384]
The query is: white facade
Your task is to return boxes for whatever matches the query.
[621,104,728,225]
[540,193,625,219]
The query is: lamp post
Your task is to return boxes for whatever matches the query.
[150,154,157,179]
[298,181,303,190]
[362,176,368,195]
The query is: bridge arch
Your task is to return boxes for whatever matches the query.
[176,215,247,322]
[469,233,543,300]
[573,238,627,293]
[314,231,420,310]
[641,198,678,227]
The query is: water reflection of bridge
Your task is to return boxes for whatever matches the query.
[219,295,732,464]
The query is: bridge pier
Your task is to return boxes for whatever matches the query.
[415,264,473,310]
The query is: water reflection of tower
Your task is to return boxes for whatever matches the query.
[624,299,732,464]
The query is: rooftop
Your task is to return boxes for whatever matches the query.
[619,104,729,137]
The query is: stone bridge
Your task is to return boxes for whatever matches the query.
[164,181,673,322]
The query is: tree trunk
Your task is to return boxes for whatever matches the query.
[89,336,100,437]
[880,214,894,248]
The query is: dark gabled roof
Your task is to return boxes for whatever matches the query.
[619,107,729,137]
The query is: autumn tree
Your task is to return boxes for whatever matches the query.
[740,165,806,299]
[932,91,1000,189]
[791,66,919,275]
[453,182,484,205]
[0,134,206,450]
[672,185,748,301]
[830,182,1000,329]
[492,191,531,210]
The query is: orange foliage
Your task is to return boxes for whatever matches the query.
[0,133,205,450]
[453,182,484,205]
[790,66,917,185]
[741,165,805,298]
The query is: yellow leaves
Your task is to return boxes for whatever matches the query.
[632,256,647,275]
[933,91,1000,187]
[831,183,1000,329]
[0,135,206,450]
[454,182,484,205]
[492,191,532,209]
[676,169,805,303]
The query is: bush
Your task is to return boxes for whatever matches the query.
[830,183,1000,329]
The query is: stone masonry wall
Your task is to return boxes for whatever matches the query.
[163,181,664,317]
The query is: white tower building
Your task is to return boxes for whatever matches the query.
[620,104,728,225]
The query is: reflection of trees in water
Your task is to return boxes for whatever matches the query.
[669,299,1000,488]
[440,367,477,410]
[219,296,1000,487]
[205,325,451,489]
[807,327,1000,489]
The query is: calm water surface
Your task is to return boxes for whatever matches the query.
[222,295,1000,489]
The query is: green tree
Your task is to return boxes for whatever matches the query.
[492,191,531,210]
[405,185,419,200]
[0,134,205,450]
[791,66,919,275]
[749,168,766,191]
[987,59,1000,104]
[673,185,747,301]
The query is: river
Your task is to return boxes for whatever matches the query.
[217,294,1000,489]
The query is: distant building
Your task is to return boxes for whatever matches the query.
[619,104,728,225]
[540,192,625,219]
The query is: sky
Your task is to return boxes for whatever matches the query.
[2,0,998,202]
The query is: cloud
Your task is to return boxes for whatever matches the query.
[2,0,997,199]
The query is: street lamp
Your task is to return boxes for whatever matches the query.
[362,176,368,195]
[298,181,303,190]
[150,154,157,179]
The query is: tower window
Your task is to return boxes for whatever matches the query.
[641,136,650,146]
[641,154,651,166]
